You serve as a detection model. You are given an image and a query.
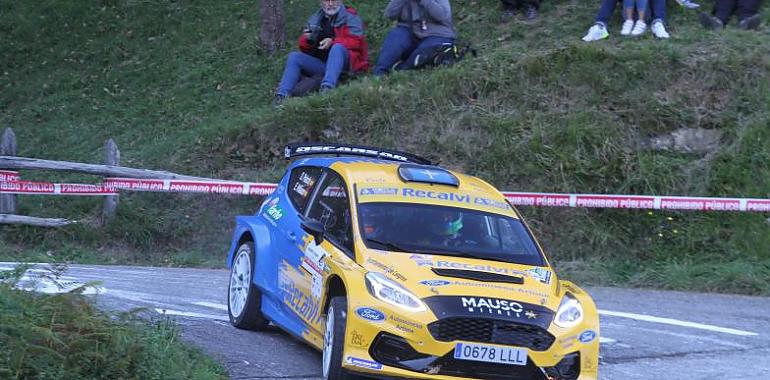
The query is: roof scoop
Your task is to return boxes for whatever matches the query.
[431,268,524,285]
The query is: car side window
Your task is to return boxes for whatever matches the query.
[288,166,323,214]
[306,171,353,254]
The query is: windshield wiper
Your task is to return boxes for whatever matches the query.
[365,238,412,253]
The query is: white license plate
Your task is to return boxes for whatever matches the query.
[453,342,528,366]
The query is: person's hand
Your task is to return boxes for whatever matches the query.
[318,38,333,50]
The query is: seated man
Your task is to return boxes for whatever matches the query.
[373,0,456,75]
[275,0,369,103]
[699,0,762,30]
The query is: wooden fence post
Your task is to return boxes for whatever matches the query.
[101,138,119,225]
[1,128,18,214]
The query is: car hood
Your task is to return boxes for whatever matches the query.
[361,250,559,311]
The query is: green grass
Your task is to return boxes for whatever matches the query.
[2,1,770,294]
[0,265,226,380]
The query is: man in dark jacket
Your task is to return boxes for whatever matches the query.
[699,0,762,29]
[373,0,455,76]
[275,0,369,102]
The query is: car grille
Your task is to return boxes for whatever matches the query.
[428,317,555,351]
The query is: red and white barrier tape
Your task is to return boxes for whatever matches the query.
[1,172,769,212]
[0,170,19,183]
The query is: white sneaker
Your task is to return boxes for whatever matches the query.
[620,19,635,35]
[631,21,647,36]
[582,23,609,42]
[676,0,700,9]
[651,20,670,38]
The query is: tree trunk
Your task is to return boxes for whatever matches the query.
[260,0,285,54]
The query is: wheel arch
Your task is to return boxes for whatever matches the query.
[226,216,271,268]
[323,275,347,314]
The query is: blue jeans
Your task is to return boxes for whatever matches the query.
[276,44,350,97]
[373,26,455,76]
[596,0,665,25]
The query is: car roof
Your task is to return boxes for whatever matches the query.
[288,157,514,215]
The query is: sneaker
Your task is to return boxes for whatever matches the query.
[699,12,723,30]
[651,20,670,38]
[738,14,761,30]
[620,19,635,35]
[582,23,609,42]
[675,0,700,9]
[631,21,647,36]
[524,5,539,21]
[273,94,286,107]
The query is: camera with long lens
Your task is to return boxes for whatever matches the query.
[305,24,322,46]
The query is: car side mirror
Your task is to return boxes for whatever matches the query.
[301,219,325,245]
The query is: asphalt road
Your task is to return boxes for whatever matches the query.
[4,262,769,380]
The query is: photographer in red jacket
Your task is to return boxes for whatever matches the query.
[275,0,369,103]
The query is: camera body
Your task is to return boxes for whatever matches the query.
[305,24,322,46]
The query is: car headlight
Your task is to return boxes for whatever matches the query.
[554,293,583,328]
[365,272,426,312]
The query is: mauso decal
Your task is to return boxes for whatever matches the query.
[356,307,385,322]
[423,296,554,329]
[579,330,597,343]
[420,279,451,287]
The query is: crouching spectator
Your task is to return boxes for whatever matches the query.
[275,0,369,103]
[373,0,455,76]
[582,0,671,41]
[500,0,540,21]
[699,0,762,29]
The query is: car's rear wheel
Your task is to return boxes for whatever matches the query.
[323,297,359,380]
[228,242,269,330]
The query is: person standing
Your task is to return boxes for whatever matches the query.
[373,0,456,76]
[275,0,369,102]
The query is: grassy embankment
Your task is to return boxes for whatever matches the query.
[1,1,769,294]
[0,265,226,379]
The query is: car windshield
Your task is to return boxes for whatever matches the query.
[358,202,545,266]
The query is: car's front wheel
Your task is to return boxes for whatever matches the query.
[227,242,269,330]
[323,297,359,380]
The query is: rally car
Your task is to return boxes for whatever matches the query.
[226,143,599,380]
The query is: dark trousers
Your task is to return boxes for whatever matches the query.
[713,0,762,24]
[595,0,667,24]
[501,0,541,10]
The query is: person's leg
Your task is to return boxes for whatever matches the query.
[636,0,648,21]
[373,26,417,76]
[736,0,761,20]
[321,44,351,89]
[650,0,666,22]
[276,51,326,97]
[713,0,738,24]
[623,0,635,20]
[399,36,455,71]
[596,0,621,26]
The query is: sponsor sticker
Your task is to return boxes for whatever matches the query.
[527,267,552,284]
[420,279,451,287]
[579,330,597,343]
[350,330,369,348]
[359,187,398,196]
[345,356,382,370]
[266,204,284,221]
[366,258,407,281]
[409,254,433,267]
[356,307,385,322]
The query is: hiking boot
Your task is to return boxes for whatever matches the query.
[524,5,539,21]
[651,20,670,39]
[675,0,701,9]
[620,19,635,35]
[738,14,761,30]
[582,23,609,42]
[631,21,648,36]
[699,12,724,30]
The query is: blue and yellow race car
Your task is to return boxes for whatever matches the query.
[226,143,599,380]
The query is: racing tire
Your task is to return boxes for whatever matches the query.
[323,297,360,380]
[227,242,269,330]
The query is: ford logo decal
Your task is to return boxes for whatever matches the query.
[420,279,451,287]
[356,307,385,322]
[579,330,597,343]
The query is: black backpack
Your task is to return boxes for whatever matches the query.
[409,43,476,69]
